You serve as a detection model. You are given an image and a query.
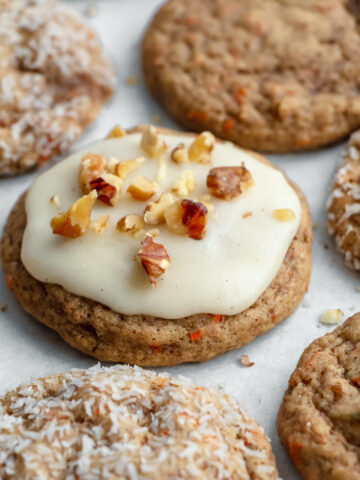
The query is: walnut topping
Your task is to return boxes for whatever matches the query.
[89,173,122,206]
[171,143,189,164]
[171,170,196,197]
[239,355,255,367]
[50,191,97,238]
[140,126,167,159]
[137,234,170,287]
[207,166,254,200]
[273,208,296,222]
[107,125,126,139]
[188,132,215,164]
[111,157,145,180]
[127,176,157,201]
[92,215,109,234]
[50,194,60,207]
[165,199,208,240]
[117,214,145,235]
[79,153,106,193]
[144,192,175,225]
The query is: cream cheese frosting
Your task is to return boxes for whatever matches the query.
[21,131,301,319]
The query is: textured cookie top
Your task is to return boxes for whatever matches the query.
[328,130,360,269]
[21,127,301,319]
[277,314,360,479]
[0,364,278,479]
[142,0,360,152]
[0,0,114,175]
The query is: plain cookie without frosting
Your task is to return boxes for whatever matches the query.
[277,314,360,480]
[0,364,279,479]
[142,0,360,152]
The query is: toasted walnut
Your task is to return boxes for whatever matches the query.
[144,192,175,225]
[171,170,196,197]
[117,214,145,235]
[127,176,157,201]
[165,199,208,240]
[89,173,122,206]
[111,157,145,180]
[140,126,167,159]
[50,191,97,238]
[207,166,254,200]
[92,215,109,234]
[107,125,126,139]
[79,153,107,193]
[171,143,189,164]
[273,208,296,222]
[188,132,215,164]
[137,234,170,287]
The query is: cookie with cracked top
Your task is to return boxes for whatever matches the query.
[277,314,360,480]
[142,0,360,152]
[0,364,279,479]
[0,0,114,176]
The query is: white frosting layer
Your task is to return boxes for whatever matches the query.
[22,132,301,319]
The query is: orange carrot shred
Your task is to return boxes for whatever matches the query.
[189,330,202,342]
[187,110,208,122]
[223,118,234,134]
[213,314,223,323]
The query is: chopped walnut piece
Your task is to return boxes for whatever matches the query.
[117,214,145,235]
[171,143,189,164]
[165,199,208,240]
[171,170,196,197]
[156,156,167,184]
[137,234,170,287]
[188,132,215,164]
[92,215,109,234]
[144,192,175,225]
[50,191,97,238]
[320,309,344,325]
[50,194,60,206]
[239,355,255,367]
[273,208,296,222]
[127,176,157,201]
[107,125,126,139]
[79,153,107,193]
[140,126,167,159]
[89,173,122,206]
[111,157,145,180]
[207,166,254,200]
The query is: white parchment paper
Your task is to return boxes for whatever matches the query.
[0,2,359,478]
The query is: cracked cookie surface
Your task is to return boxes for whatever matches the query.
[277,314,360,480]
[0,0,114,176]
[142,0,360,152]
[327,130,360,270]
[0,364,278,479]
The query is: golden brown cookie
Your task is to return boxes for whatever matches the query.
[327,130,360,270]
[0,364,279,479]
[142,0,360,152]
[277,314,360,480]
[1,126,312,366]
[0,0,114,176]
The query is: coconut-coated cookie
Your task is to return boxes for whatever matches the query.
[277,314,360,480]
[142,0,360,152]
[0,0,114,176]
[1,126,312,366]
[0,364,279,479]
[327,130,360,270]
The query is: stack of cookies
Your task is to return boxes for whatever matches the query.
[0,1,359,479]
